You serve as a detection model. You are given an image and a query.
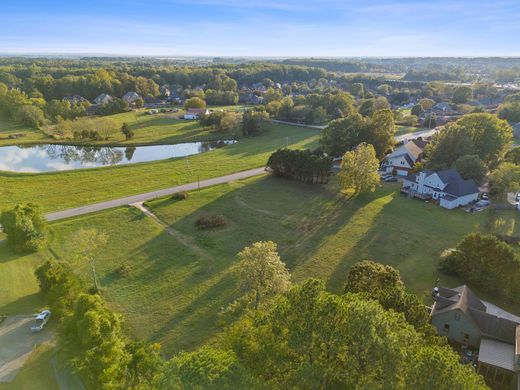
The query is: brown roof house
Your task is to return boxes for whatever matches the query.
[431,285,520,388]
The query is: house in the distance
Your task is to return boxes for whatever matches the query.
[93,93,113,105]
[183,108,210,120]
[401,168,479,209]
[122,91,142,104]
[62,95,89,105]
[382,139,427,176]
[431,285,520,388]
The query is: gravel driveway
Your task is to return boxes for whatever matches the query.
[0,315,52,383]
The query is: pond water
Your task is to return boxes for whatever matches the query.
[0,140,236,172]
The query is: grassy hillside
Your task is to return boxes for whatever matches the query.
[0,122,319,212]
[1,176,519,357]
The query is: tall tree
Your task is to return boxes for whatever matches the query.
[69,228,107,292]
[369,108,395,158]
[320,113,368,157]
[0,203,47,252]
[339,143,380,196]
[237,241,291,310]
[226,279,487,389]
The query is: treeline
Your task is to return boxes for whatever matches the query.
[440,233,520,303]
[267,149,332,184]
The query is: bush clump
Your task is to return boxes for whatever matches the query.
[172,191,189,201]
[195,214,227,230]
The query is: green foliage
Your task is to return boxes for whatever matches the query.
[411,103,424,116]
[505,146,520,164]
[241,109,269,136]
[121,122,134,140]
[225,279,487,389]
[97,98,129,116]
[452,86,473,104]
[440,233,520,301]
[488,162,520,195]
[195,214,227,230]
[426,113,512,169]
[45,99,86,122]
[350,82,365,98]
[344,260,438,339]
[497,101,520,123]
[172,191,189,200]
[64,293,130,389]
[266,148,332,184]
[155,347,256,390]
[339,143,380,196]
[344,260,403,293]
[184,97,206,109]
[0,203,47,252]
[236,241,291,310]
[321,110,394,158]
[34,259,82,318]
[455,154,487,182]
[422,113,437,129]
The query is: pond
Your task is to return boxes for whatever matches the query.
[0,140,236,172]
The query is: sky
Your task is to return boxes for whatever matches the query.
[1,0,520,57]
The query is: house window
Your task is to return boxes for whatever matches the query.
[443,324,450,333]
[463,333,469,341]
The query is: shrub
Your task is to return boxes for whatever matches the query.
[195,214,227,230]
[172,191,189,200]
[0,203,47,252]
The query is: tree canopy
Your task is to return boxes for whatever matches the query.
[0,203,47,252]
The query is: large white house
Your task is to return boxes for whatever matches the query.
[383,139,426,176]
[401,169,479,209]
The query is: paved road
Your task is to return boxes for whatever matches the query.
[45,167,266,222]
[395,128,438,143]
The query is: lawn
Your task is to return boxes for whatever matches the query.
[395,125,428,136]
[0,116,49,146]
[0,105,252,147]
[0,122,320,212]
[1,176,519,358]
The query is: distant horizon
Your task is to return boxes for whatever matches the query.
[2,0,520,57]
[2,53,520,60]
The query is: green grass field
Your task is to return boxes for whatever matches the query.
[0,106,252,147]
[0,122,320,212]
[0,116,48,146]
[395,125,428,136]
[1,176,519,358]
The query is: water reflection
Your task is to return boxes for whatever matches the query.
[0,140,236,172]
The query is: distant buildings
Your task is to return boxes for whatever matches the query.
[62,95,89,105]
[93,93,113,105]
[183,108,209,120]
[122,91,142,104]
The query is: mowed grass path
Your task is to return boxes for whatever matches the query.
[1,176,519,356]
[0,123,319,212]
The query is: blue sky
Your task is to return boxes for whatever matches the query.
[1,0,520,56]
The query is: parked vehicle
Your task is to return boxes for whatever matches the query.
[384,177,398,182]
[481,193,489,201]
[515,193,520,203]
[30,310,51,332]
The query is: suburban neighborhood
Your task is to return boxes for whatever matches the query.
[1,2,520,390]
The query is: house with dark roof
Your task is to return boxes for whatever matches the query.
[122,91,142,104]
[93,93,113,105]
[401,168,479,209]
[383,139,427,176]
[431,285,520,387]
